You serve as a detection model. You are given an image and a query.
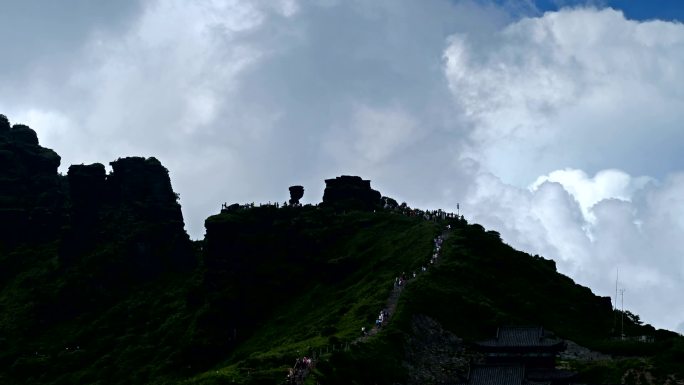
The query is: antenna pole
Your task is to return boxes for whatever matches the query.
[615,268,619,311]
[613,268,619,333]
[619,288,626,340]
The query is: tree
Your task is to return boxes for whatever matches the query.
[625,310,643,326]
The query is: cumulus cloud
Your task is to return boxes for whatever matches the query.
[465,168,684,331]
[1,0,484,235]
[439,6,684,330]
[444,7,684,183]
[4,1,684,330]
[530,168,653,222]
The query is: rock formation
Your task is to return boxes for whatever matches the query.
[289,185,304,205]
[404,315,468,385]
[107,156,185,224]
[0,113,194,272]
[0,115,66,245]
[0,114,8,131]
[381,196,399,209]
[321,175,382,211]
[67,163,107,226]
[62,156,194,271]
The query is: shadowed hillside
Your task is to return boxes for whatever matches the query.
[0,114,683,385]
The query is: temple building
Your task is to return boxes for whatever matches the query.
[459,327,577,385]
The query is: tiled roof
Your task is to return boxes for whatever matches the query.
[464,365,525,385]
[477,327,562,347]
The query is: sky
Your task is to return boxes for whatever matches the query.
[2,0,684,332]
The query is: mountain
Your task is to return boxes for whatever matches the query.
[0,113,682,385]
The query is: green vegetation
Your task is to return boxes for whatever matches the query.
[1,204,683,384]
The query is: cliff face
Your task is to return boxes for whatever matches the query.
[0,114,200,385]
[67,157,185,230]
[322,175,382,211]
[108,157,184,223]
[61,157,194,273]
[67,163,107,227]
[0,115,66,245]
[0,114,194,272]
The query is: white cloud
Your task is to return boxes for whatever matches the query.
[465,167,684,331]
[530,168,653,222]
[444,7,684,184]
[439,7,684,330]
[3,0,478,236]
[4,1,684,331]
[349,104,420,164]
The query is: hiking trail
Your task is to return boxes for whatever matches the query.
[287,226,454,385]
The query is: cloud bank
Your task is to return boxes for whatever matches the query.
[446,6,684,332]
[2,1,684,331]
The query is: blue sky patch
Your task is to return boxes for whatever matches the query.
[533,0,684,22]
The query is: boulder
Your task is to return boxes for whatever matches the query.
[0,121,60,177]
[288,185,304,205]
[9,124,39,146]
[108,157,182,221]
[322,175,381,211]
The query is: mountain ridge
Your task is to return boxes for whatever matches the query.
[0,114,682,385]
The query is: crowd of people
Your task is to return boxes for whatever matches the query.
[374,309,390,329]
[432,234,443,264]
[363,230,448,339]
[286,356,314,385]
[389,203,460,222]
[220,198,464,224]
[286,224,454,384]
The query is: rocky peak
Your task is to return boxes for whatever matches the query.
[8,124,39,146]
[0,120,60,178]
[322,175,382,211]
[0,118,65,245]
[108,157,178,210]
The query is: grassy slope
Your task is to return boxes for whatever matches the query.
[314,222,684,385]
[181,208,439,385]
[396,224,615,342]
[185,211,643,385]
[0,238,201,385]
[2,207,682,385]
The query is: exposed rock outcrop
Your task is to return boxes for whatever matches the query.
[63,156,194,272]
[321,175,381,211]
[0,114,194,272]
[404,314,469,385]
[0,114,9,131]
[381,196,398,209]
[108,156,185,224]
[7,124,39,146]
[0,116,66,245]
[65,157,186,229]
[67,163,107,226]
[289,185,304,205]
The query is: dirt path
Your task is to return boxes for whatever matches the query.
[355,282,405,342]
[355,228,451,343]
[289,227,454,384]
